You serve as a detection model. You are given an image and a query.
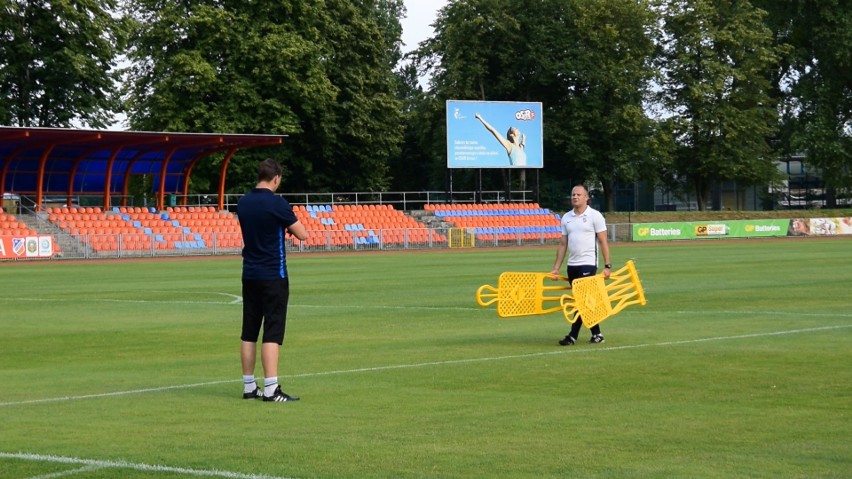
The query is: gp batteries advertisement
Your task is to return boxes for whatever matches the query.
[632,217,852,241]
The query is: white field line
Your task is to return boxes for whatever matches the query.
[1,324,849,409]
[1,292,243,305]
[0,452,295,479]
[23,463,104,479]
[0,380,235,407]
[5,294,852,316]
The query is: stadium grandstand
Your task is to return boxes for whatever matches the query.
[2,127,566,260]
[2,199,561,259]
[425,203,562,243]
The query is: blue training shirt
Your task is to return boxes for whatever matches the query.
[237,188,298,280]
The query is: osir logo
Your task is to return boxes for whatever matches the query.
[514,109,536,121]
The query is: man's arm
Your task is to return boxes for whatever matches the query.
[596,230,611,279]
[551,235,568,277]
[287,220,308,241]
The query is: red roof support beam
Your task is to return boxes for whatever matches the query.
[35,132,101,210]
[0,130,29,203]
[35,145,57,210]
[156,147,178,211]
[218,148,238,211]
[103,135,169,210]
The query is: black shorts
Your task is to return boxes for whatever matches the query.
[241,278,290,345]
[566,264,597,285]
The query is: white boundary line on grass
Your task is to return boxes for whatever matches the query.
[0,380,235,407]
[23,463,103,479]
[0,292,242,306]
[1,324,849,409]
[5,289,851,317]
[0,452,295,479]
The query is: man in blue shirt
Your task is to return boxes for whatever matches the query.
[237,159,308,402]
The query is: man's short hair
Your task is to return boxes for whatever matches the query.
[258,158,282,182]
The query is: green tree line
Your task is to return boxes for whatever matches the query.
[1,0,848,210]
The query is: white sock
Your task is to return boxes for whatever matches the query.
[264,377,278,396]
[243,375,256,393]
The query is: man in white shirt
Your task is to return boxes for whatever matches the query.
[550,185,612,345]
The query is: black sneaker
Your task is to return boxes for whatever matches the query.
[242,387,262,400]
[589,334,605,344]
[263,385,300,402]
[558,335,576,346]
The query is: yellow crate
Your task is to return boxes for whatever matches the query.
[476,272,571,317]
[476,260,646,327]
[560,260,646,328]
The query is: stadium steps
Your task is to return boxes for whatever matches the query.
[28,212,77,256]
[293,204,446,248]
[408,210,452,229]
[424,203,563,242]
[1,210,71,256]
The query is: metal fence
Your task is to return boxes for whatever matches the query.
[6,200,639,260]
[31,224,634,260]
[11,190,539,214]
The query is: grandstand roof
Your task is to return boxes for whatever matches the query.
[0,126,285,210]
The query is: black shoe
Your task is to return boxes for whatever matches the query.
[263,385,300,402]
[589,334,605,344]
[242,387,262,400]
[558,335,576,346]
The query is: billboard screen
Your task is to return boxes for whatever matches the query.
[446,100,543,169]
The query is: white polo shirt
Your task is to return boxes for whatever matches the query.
[560,206,607,266]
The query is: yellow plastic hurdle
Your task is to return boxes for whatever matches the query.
[476,272,571,317]
[476,260,646,327]
[560,260,646,328]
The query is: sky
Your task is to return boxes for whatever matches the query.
[400,1,447,54]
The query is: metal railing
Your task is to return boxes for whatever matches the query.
[6,225,647,260]
[8,190,539,215]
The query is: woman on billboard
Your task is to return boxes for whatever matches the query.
[475,113,527,166]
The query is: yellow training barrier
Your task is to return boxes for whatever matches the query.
[560,260,646,328]
[476,260,646,327]
[476,272,571,317]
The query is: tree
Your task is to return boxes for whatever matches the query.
[532,0,658,211]
[0,0,127,128]
[308,0,404,192]
[410,0,657,209]
[411,0,526,197]
[655,0,785,210]
[122,0,402,193]
[756,0,851,207]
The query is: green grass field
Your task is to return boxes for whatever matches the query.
[1,238,850,478]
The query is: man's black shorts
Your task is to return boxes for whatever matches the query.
[241,278,289,345]
[566,264,597,284]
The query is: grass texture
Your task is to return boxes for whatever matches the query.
[1,238,850,478]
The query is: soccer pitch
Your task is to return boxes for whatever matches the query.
[1,238,850,478]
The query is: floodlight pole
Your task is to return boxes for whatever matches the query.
[447,169,453,204]
[475,168,482,204]
[536,170,540,204]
